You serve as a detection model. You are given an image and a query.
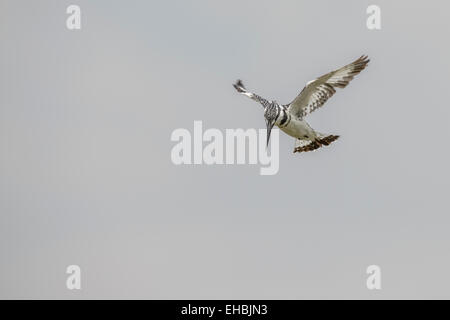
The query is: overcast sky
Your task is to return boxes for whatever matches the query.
[1,0,450,299]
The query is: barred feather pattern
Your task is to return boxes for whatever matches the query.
[293,135,340,153]
[233,80,271,109]
[288,55,369,118]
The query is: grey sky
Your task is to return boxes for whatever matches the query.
[1,0,450,299]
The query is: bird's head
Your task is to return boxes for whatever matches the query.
[264,101,279,147]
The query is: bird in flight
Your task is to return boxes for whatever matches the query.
[233,55,369,153]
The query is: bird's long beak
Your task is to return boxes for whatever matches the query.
[266,120,273,148]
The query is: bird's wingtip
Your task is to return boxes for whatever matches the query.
[360,55,370,63]
[233,79,246,93]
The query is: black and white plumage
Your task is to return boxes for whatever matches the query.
[233,55,369,153]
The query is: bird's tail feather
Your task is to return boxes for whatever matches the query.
[294,135,339,153]
[317,134,340,146]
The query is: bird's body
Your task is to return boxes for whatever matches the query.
[275,105,315,139]
[233,56,369,153]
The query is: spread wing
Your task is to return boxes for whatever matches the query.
[233,80,271,108]
[287,55,369,118]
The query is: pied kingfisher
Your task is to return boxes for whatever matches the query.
[233,55,369,153]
